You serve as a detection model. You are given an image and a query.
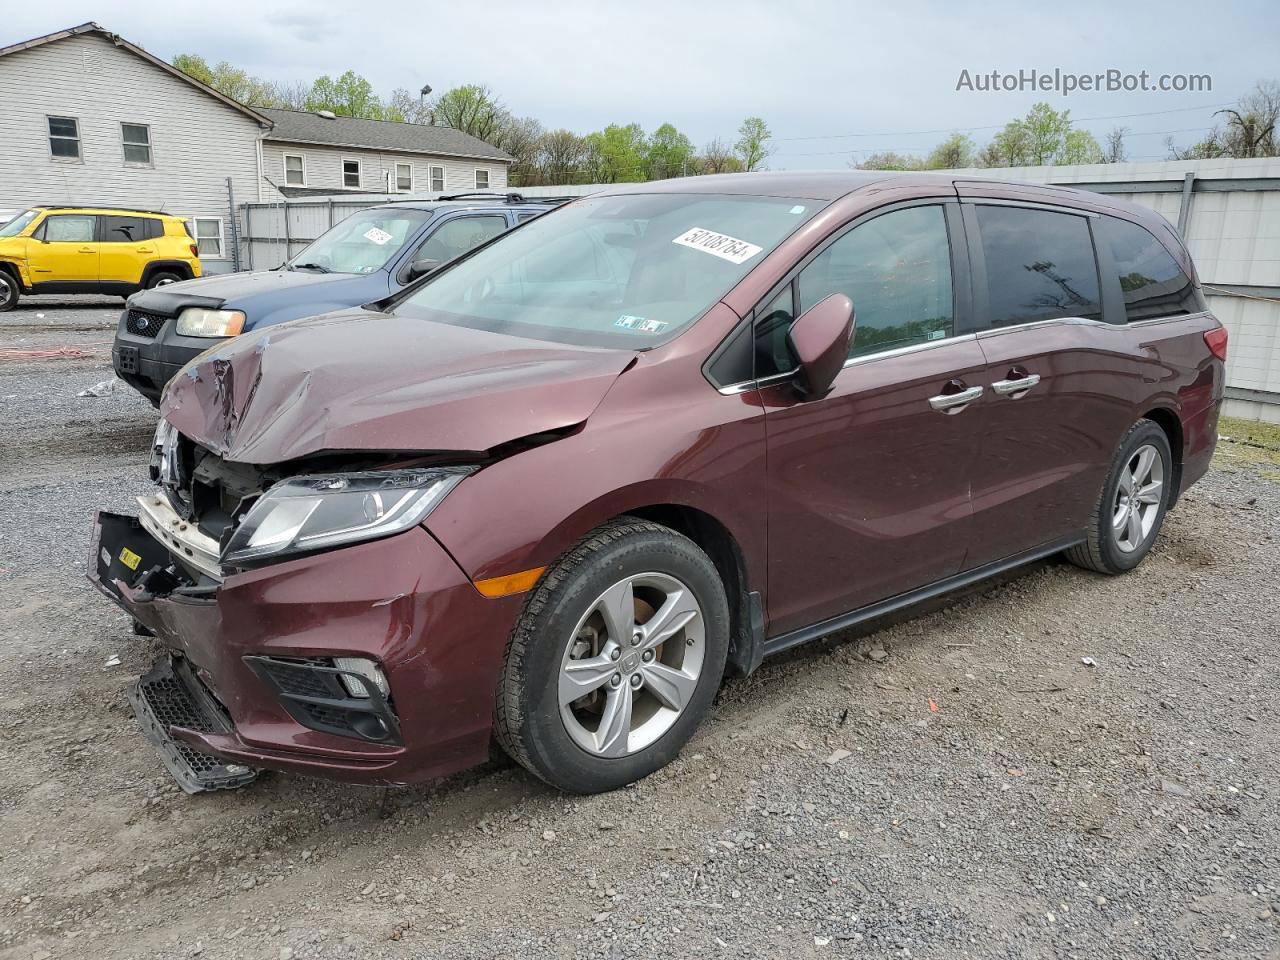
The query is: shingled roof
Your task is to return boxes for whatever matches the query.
[258,108,513,163]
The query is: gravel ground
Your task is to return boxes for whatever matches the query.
[1,298,1278,960]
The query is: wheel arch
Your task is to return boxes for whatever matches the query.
[489,481,765,678]
[1140,405,1184,507]
[140,260,193,286]
[623,504,763,676]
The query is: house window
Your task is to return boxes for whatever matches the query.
[284,154,305,186]
[395,162,413,192]
[47,116,80,159]
[474,168,490,189]
[430,165,445,192]
[343,159,361,188]
[190,218,225,259]
[121,123,152,165]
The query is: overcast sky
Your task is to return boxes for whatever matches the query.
[8,0,1279,168]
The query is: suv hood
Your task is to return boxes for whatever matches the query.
[161,309,637,465]
[132,269,383,328]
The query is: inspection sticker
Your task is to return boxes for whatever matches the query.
[615,315,668,333]
[671,227,762,265]
[363,226,394,245]
[118,547,142,571]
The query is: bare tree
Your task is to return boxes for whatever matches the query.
[699,138,738,174]
[1103,126,1129,163]
[538,129,589,185]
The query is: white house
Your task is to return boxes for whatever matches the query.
[0,23,513,273]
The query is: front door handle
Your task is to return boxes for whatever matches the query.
[928,384,983,414]
[991,373,1041,399]
[78,247,94,253]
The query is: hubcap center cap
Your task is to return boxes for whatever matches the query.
[620,651,641,674]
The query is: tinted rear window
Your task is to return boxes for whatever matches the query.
[1098,216,1202,322]
[975,205,1101,328]
[101,215,148,242]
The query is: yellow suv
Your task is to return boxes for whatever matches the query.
[0,206,202,311]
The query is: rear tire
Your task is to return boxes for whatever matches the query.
[146,270,183,289]
[494,518,729,794]
[1066,419,1173,575]
[0,270,18,311]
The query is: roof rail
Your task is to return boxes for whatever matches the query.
[32,204,170,216]
[437,191,527,203]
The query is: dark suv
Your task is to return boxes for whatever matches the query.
[111,193,564,403]
[90,173,1224,795]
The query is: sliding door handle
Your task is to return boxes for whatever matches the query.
[991,374,1041,398]
[928,384,983,414]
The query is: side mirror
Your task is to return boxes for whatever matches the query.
[786,293,855,398]
[407,258,441,280]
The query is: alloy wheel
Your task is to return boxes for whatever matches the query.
[559,572,705,757]
[1112,443,1164,552]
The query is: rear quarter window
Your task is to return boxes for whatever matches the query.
[1098,216,1203,322]
[974,205,1101,328]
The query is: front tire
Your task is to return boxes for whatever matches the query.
[0,270,19,311]
[495,518,730,794]
[1067,419,1173,575]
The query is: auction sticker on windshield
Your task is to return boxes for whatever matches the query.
[672,227,762,265]
[363,227,394,245]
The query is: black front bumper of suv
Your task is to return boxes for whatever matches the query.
[112,306,228,405]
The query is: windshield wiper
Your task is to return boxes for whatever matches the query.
[291,262,332,273]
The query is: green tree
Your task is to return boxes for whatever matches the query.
[585,124,649,182]
[735,117,773,171]
[432,84,506,142]
[1058,128,1103,164]
[646,123,695,178]
[306,71,387,119]
[981,119,1031,167]
[925,132,975,169]
[172,53,279,107]
[1022,102,1072,164]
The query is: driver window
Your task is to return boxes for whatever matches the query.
[414,216,507,264]
[42,214,96,243]
[798,205,954,359]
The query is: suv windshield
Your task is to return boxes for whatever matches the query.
[287,208,432,274]
[0,209,41,237]
[396,193,821,348]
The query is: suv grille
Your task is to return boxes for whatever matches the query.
[126,309,168,339]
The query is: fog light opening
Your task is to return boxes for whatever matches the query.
[350,713,390,742]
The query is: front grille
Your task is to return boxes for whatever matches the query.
[126,309,168,338]
[137,669,225,774]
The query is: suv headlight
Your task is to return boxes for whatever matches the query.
[176,307,245,338]
[221,467,474,567]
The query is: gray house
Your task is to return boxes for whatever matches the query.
[0,23,513,273]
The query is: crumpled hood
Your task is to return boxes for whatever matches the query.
[131,269,383,329]
[161,309,637,464]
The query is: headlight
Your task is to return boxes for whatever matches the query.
[176,307,245,338]
[221,467,474,567]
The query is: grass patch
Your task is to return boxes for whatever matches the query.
[1215,414,1280,479]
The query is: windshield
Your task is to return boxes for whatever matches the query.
[287,208,432,274]
[0,209,41,238]
[395,193,821,348]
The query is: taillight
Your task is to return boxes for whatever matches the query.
[190,244,199,259]
[1203,327,1228,361]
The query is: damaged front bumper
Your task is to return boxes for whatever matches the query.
[89,508,523,789]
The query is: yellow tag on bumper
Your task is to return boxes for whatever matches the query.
[119,547,142,571]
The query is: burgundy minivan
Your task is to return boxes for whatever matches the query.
[90,172,1225,794]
